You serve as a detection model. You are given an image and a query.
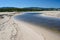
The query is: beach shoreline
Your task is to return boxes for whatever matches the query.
[0,11,60,40]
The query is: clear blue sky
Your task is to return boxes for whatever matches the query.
[0,0,60,8]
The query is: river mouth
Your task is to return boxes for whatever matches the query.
[14,13,60,31]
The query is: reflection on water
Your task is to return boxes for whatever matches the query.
[14,13,60,30]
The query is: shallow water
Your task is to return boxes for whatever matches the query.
[14,13,60,30]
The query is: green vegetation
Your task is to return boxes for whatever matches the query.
[0,7,60,12]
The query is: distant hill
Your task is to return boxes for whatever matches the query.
[0,7,60,12]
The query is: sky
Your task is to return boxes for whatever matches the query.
[0,0,60,8]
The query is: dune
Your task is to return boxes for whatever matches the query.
[0,11,60,40]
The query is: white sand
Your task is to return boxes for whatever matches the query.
[39,11,60,18]
[0,11,60,40]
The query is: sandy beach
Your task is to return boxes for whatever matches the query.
[0,11,60,40]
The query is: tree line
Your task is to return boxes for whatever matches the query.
[0,7,60,12]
